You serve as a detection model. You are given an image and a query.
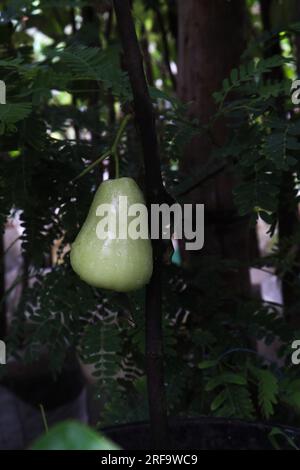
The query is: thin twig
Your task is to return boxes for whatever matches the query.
[3,235,20,257]
[0,273,37,308]
[39,404,49,433]
[72,150,111,182]
[72,114,132,182]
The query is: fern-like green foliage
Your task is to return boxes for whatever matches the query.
[211,51,300,225]
[51,45,132,99]
[213,55,291,106]
[0,103,32,133]
[212,385,255,420]
[80,315,122,385]
[249,366,279,419]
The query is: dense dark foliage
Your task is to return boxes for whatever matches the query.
[1,0,300,433]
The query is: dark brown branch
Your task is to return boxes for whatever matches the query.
[113,0,169,449]
[174,159,227,198]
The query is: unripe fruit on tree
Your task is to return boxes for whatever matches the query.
[70,177,153,292]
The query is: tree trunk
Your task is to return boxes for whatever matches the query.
[178,0,251,295]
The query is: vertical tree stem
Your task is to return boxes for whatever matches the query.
[113,0,168,448]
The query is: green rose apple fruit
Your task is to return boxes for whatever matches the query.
[70,177,153,292]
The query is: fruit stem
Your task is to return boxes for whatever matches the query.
[111,114,132,179]
[114,152,120,179]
